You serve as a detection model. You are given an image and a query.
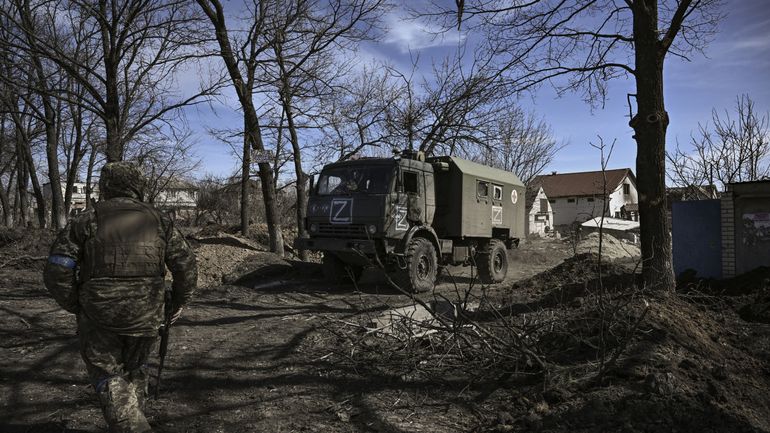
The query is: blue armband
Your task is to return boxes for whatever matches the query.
[48,255,77,269]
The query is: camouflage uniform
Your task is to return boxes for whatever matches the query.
[44,162,197,433]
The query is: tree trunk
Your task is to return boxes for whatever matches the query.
[64,105,86,215]
[279,81,308,261]
[630,1,675,291]
[245,107,283,255]
[16,156,28,227]
[0,119,10,226]
[197,0,283,255]
[85,143,98,207]
[15,129,46,227]
[241,117,251,236]
[245,108,284,256]
[0,177,11,227]
[44,108,65,229]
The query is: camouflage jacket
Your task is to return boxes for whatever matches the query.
[43,197,197,336]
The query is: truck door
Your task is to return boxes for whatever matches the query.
[424,172,435,225]
[402,170,424,224]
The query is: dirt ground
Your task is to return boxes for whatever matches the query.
[1,230,769,433]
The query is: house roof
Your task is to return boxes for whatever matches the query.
[525,181,544,213]
[534,168,635,198]
[443,156,525,187]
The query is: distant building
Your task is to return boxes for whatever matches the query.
[43,181,98,215]
[525,184,554,236]
[531,168,638,228]
[152,179,198,220]
[667,185,720,204]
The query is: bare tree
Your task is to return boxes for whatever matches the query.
[312,65,397,163]
[266,0,385,260]
[382,52,510,157]
[130,129,200,204]
[430,0,725,290]
[472,107,564,185]
[1,0,215,163]
[668,94,769,191]
[196,0,284,253]
[0,112,16,226]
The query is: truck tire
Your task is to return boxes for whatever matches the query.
[393,237,437,293]
[476,239,508,284]
[322,253,363,284]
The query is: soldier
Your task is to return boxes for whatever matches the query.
[43,162,197,433]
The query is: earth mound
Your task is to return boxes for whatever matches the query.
[576,232,640,260]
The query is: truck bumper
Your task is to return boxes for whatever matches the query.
[294,237,379,255]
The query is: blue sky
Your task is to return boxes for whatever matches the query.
[186,0,770,179]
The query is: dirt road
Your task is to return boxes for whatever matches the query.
[5,236,768,433]
[0,241,566,433]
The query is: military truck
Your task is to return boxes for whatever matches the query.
[295,151,526,292]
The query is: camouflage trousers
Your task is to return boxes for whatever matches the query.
[77,315,157,433]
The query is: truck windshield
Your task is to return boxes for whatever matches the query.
[316,166,393,195]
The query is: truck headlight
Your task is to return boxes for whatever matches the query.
[367,224,377,235]
[309,223,318,233]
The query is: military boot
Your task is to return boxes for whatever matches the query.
[128,367,149,411]
[97,376,154,433]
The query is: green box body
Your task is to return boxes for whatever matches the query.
[428,156,526,241]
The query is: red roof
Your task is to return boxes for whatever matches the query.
[534,169,635,198]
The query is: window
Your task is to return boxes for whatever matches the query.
[317,166,394,195]
[72,186,79,194]
[623,183,630,195]
[492,184,503,201]
[403,172,419,194]
[539,198,548,210]
[476,180,489,198]
[567,198,575,203]
[587,197,594,202]
[549,199,555,204]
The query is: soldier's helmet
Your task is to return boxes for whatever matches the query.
[99,161,146,200]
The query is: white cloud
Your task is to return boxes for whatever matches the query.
[731,35,770,51]
[383,12,464,53]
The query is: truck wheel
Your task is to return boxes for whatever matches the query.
[393,237,437,293]
[477,239,508,284]
[322,253,362,284]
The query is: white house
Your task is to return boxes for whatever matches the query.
[532,168,639,228]
[153,179,198,220]
[43,181,98,215]
[525,185,555,236]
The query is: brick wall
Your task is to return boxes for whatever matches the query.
[721,188,735,278]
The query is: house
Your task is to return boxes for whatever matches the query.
[153,179,198,220]
[43,181,98,215]
[532,168,638,228]
[525,183,554,236]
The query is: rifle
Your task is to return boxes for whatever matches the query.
[155,289,173,399]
